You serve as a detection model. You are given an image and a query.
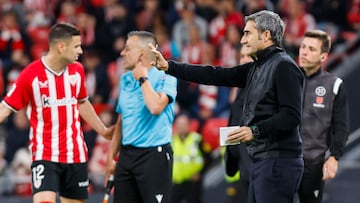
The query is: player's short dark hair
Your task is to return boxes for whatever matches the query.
[48,23,81,44]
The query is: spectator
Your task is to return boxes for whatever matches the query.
[94,2,135,62]
[194,0,218,22]
[135,0,162,31]
[3,51,30,93]
[198,43,230,126]
[106,36,127,108]
[10,147,32,196]
[181,23,207,65]
[153,25,180,61]
[56,0,80,25]
[0,10,27,71]
[220,24,243,68]
[82,48,111,104]
[208,0,244,47]
[172,0,208,51]
[4,109,29,165]
[171,113,205,203]
[280,0,316,57]
[237,0,274,16]
[23,0,58,24]
[347,0,360,31]
[76,12,96,50]
[307,0,349,32]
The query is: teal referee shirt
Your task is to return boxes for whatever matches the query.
[116,67,177,147]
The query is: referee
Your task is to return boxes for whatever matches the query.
[105,31,177,203]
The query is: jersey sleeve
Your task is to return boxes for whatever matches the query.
[3,70,31,111]
[156,73,177,103]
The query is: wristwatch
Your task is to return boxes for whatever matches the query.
[250,125,260,136]
[139,77,148,86]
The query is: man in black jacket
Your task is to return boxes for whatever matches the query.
[146,10,304,203]
[297,30,349,203]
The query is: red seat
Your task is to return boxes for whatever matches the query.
[201,118,228,151]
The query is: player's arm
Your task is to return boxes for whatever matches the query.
[78,99,114,140]
[0,102,13,123]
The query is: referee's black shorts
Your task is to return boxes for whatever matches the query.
[114,143,173,203]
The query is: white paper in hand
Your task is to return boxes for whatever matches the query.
[219,126,241,146]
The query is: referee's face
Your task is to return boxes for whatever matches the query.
[121,36,141,71]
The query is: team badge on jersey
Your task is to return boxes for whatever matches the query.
[313,86,326,108]
[69,75,78,86]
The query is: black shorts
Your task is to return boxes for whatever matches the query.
[31,160,88,199]
[114,144,173,203]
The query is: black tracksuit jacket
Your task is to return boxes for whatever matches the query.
[166,45,305,161]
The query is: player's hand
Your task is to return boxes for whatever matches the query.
[322,156,338,180]
[103,125,115,140]
[148,43,168,71]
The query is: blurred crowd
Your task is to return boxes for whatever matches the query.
[0,0,359,198]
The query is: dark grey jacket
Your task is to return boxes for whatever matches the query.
[301,69,349,161]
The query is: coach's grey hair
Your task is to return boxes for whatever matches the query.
[245,10,285,46]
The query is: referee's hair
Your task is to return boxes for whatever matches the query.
[128,31,158,62]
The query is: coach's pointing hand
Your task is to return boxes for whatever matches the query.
[149,43,169,71]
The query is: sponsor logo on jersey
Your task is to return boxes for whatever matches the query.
[39,80,48,88]
[42,96,77,107]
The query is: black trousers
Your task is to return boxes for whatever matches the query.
[114,144,173,203]
[298,159,325,203]
[171,180,202,203]
[248,157,304,203]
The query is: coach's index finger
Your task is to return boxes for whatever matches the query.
[148,43,169,71]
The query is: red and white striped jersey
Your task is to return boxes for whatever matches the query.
[3,58,89,164]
